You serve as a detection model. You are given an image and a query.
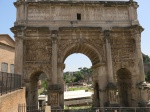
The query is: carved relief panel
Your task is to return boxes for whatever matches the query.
[23,39,52,79]
[110,32,135,68]
[49,92,59,106]
[24,39,52,62]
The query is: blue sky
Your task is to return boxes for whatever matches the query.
[0,0,149,71]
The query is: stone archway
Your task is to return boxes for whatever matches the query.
[62,44,102,65]
[11,0,148,109]
[26,71,48,107]
[117,68,132,107]
[61,43,105,107]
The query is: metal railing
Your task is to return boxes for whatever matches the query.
[0,72,22,95]
[18,106,150,112]
[51,107,150,112]
[18,104,44,112]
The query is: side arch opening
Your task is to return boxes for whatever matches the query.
[117,68,132,107]
[26,71,48,109]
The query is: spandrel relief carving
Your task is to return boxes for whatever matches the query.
[58,38,105,61]
[24,63,51,79]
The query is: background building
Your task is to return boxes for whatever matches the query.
[0,34,15,73]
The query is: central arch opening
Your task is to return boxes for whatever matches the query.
[64,53,93,108]
[62,43,102,108]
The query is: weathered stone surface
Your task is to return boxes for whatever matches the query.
[11,0,148,109]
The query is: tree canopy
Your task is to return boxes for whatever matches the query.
[143,54,150,82]
[143,54,150,64]
[64,67,92,84]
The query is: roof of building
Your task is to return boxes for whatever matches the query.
[0,34,15,48]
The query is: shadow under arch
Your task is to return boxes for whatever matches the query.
[26,71,48,108]
[117,68,132,107]
[62,43,102,65]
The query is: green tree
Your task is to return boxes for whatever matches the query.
[63,67,92,84]
[64,72,71,83]
[42,80,48,91]
[78,67,92,83]
[73,71,84,82]
[143,54,150,64]
[145,71,150,82]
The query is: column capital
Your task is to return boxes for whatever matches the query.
[104,30,111,39]
[14,0,25,7]
[132,25,144,34]
[103,30,111,44]
[51,30,58,42]
[11,26,26,39]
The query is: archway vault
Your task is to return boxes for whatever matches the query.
[62,44,101,65]
[117,68,132,107]
[26,71,48,107]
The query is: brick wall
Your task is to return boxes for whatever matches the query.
[0,87,26,112]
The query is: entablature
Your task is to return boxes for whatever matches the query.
[15,0,138,7]
[14,0,139,27]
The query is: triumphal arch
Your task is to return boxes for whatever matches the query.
[11,0,149,109]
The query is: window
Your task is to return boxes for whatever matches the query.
[77,13,81,20]
[1,62,8,72]
[10,64,14,73]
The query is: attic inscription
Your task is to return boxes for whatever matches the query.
[28,7,50,20]
[27,6,129,21]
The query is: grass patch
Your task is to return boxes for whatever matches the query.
[64,106,92,110]
[38,88,44,95]
[68,86,93,92]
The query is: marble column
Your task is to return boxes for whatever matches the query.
[104,30,114,83]
[14,37,23,75]
[98,65,107,107]
[57,63,65,109]
[51,31,58,84]
[133,26,145,82]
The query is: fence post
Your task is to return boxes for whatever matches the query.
[10,73,12,92]
[18,104,20,112]
[119,107,121,112]
[13,74,15,90]
[20,75,22,88]
[1,72,3,95]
